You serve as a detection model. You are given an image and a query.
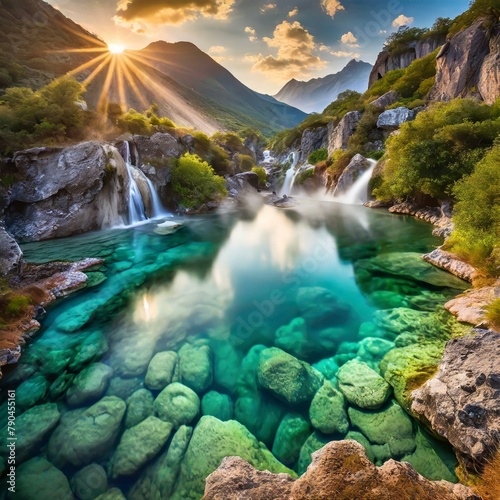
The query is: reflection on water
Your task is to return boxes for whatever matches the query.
[1,202,469,498]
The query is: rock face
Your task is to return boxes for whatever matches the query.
[203,440,478,500]
[423,249,479,283]
[5,142,129,241]
[377,107,416,130]
[412,330,500,470]
[0,223,23,276]
[299,127,328,162]
[430,18,500,103]
[333,154,371,196]
[370,90,400,109]
[226,172,260,198]
[327,111,362,155]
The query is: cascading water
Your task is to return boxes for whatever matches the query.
[290,164,314,194]
[279,151,300,196]
[263,150,275,163]
[334,159,377,205]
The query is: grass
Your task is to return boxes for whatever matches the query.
[486,298,500,330]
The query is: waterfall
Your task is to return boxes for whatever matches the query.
[334,159,377,205]
[263,150,275,163]
[144,177,169,218]
[279,151,300,196]
[290,164,314,194]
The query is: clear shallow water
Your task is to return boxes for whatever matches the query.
[1,202,469,498]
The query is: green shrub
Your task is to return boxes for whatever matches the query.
[447,142,500,275]
[116,105,176,136]
[171,153,228,209]
[448,0,500,37]
[251,166,267,185]
[193,132,231,175]
[308,148,328,165]
[295,168,315,186]
[486,298,500,329]
[323,90,363,118]
[384,27,430,54]
[238,154,256,172]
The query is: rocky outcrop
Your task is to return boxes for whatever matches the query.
[0,223,23,276]
[370,90,401,109]
[445,280,500,326]
[430,18,500,103]
[299,127,328,163]
[203,440,479,500]
[416,34,448,59]
[327,111,361,155]
[226,172,260,199]
[412,330,500,471]
[423,249,479,283]
[377,107,416,130]
[5,142,129,241]
[333,154,371,196]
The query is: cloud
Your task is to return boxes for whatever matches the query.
[321,0,345,18]
[392,14,414,28]
[288,7,298,17]
[245,26,258,42]
[249,20,327,80]
[340,31,360,48]
[209,45,226,54]
[209,45,233,63]
[114,0,235,29]
[319,44,360,58]
[260,3,276,12]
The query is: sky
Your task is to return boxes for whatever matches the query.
[47,0,471,94]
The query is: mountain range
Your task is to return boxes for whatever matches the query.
[274,60,373,113]
[0,0,306,135]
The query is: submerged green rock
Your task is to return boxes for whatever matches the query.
[201,391,234,421]
[178,344,213,394]
[110,416,173,478]
[125,389,154,429]
[257,347,323,405]
[95,489,126,500]
[70,463,108,500]
[309,381,349,435]
[145,351,177,391]
[170,416,294,499]
[66,363,113,407]
[298,431,331,474]
[337,360,392,410]
[154,382,200,428]
[272,413,311,466]
[16,374,49,410]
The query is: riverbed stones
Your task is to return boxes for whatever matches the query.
[309,381,349,434]
[70,464,108,500]
[202,391,234,421]
[16,403,60,463]
[348,401,416,459]
[154,382,200,427]
[125,389,154,429]
[12,457,72,500]
[170,416,294,500]
[257,347,323,405]
[16,374,49,410]
[145,351,177,391]
[95,489,126,500]
[110,416,173,478]
[48,396,126,467]
[68,331,109,372]
[337,360,392,409]
[178,344,213,394]
[66,363,113,406]
[295,287,351,326]
[272,413,311,466]
[298,431,331,474]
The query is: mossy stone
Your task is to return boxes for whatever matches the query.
[69,331,109,372]
[313,357,340,380]
[201,391,234,421]
[145,351,177,391]
[154,382,200,428]
[70,463,108,500]
[272,413,311,466]
[298,431,331,474]
[178,344,213,394]
[17,374,49,410]
[95,489,126,500]
[125,389,154,429]
[66,363,113,407]
[309,381,349,435]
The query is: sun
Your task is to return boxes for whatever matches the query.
[108,44,126,55]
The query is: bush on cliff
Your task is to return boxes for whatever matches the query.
[252,166,267,185]
[116,104,175,135]
[171,153,228,209]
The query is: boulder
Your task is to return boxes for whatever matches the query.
[298,431,332,474]
[203,440,478,500]
[295,286,351,327]
[16,374,49,410]
[178,344,213,394]
[257,347,324,405]
[110,416,173,478]
[11,457,72,500]
[309,380,349,435]
[423,249,479,284]
[337,360,392,410]
[66,363,113,407]
[201,391,234,421]
[95,489,126,500]
[327,111,362,155]
[154,382,200,428]
[145,351,177,391]
[125,389,155,429]
[300,127,328,162]
[48,396,126,467]
[348,401,416,459]
[6,143,129,241]
[171,416,294,500]
[478,24,500,104]
[15,403,60,463]
[369,90,400,109]
[272,413,311,466]
[333,154,371,196]
[226,172,260,198]
[411,330,500,470]
[377,107,415,130]
[0,224,23,276]
[70,463,108,500]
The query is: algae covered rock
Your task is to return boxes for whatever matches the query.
[48,396,126,467]
[145,351,177,391]
[309,381,349,435]
[15,403,60,463]
[348,401,416,459]
[11,457,72,500]
[69,331,109,372]
[66,363,113,407]
[298,431,331,474]
[154,382,200,427]
[170,416,294,499]
[257,347,323,405]
[295,287,351,326]
[178,344,213,394]
[16,374,49,410]
[272,413,311,466]
[125,389,154,429]
[95,489,126,500]
[110,416,173,478]
[337,359,392,409]
[70,463,108,500]
[202,391,234,421]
